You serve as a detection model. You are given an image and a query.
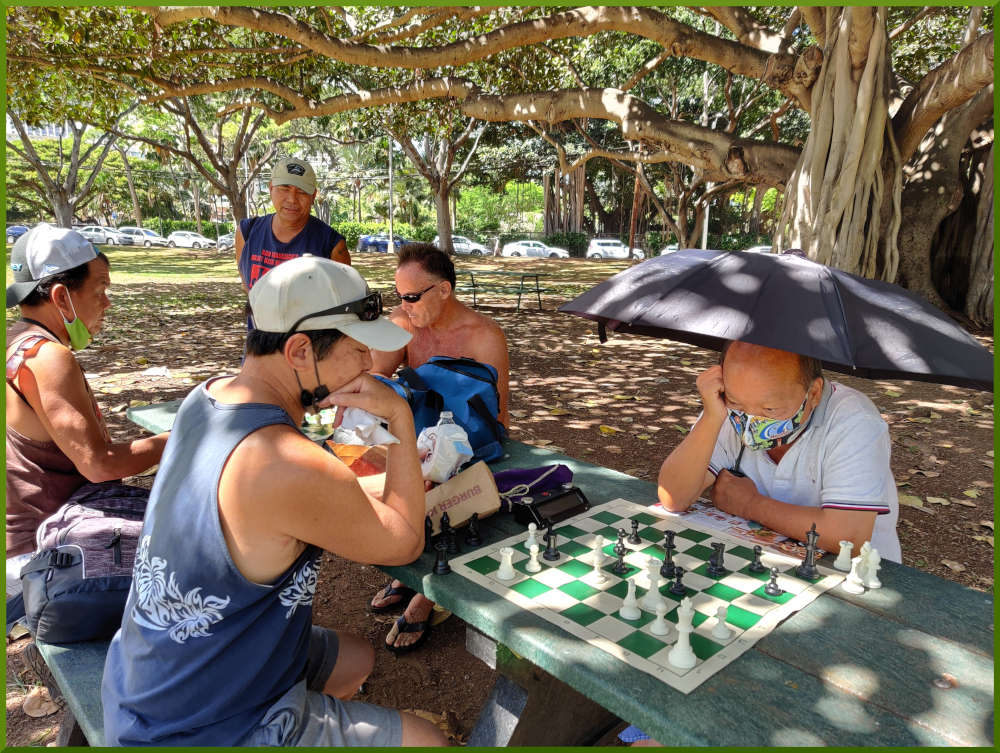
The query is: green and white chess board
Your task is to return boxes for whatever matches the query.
[451,498,845,694]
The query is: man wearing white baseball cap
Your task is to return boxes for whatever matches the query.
[102,256,446,747]
[5,224,168,592]
[235,156,350,297]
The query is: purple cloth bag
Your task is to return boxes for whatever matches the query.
[492,464,573,511]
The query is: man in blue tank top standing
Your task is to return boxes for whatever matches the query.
[235,156,351,294]
[102,257,448,746]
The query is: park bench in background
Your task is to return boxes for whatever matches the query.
[455,270,549,311]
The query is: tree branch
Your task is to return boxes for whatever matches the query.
[893,32,994,163]
[889,7,936,41]
[798,7,826,48]
[621,50,671,93]
[702,6,784,52]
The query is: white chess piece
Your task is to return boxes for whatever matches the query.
[667,597,697,669]
[591,541,608,583]
[861,547,882,589]
[496,547,517,581]
[833,540,853,572]
[711,605,732,641]
[619,577,642,620]
[841,554,866,594]
[640,558,666,612]
[525,544,542,573]
[649,602,672,637]
[525,523,538,550]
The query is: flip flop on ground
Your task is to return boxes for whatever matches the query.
[370,581,417,614]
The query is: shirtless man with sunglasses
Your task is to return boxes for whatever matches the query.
[368,243,510,653]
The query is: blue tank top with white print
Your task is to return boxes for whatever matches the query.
[102,379,320,746]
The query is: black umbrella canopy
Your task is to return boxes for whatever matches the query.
[559,249,994,391]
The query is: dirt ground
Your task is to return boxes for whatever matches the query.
[5,262,994,745]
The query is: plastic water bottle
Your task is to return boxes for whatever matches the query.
[419,411,473,483]
[438,411,456,428]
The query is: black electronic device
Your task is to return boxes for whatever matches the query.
[511,485,591,528]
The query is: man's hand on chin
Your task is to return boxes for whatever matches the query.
[711,469,761,519]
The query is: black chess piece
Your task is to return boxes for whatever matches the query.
[614,529,628,558]
[660,546,676,579]
[543,520,555,544]
[542,528,560,561]
[440,511,452,534]
[627,519,641,545]
[764,566,783,596]
[669,565,686,596]
[424,515,435,553]
[795,523,820,580]
[465,512,483,547]
[706,541,727,577]
[445,527,459,555]
[611,549,628,575]
[748,544,766,573]
[433,541,452,575]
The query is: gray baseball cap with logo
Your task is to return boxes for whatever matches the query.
[6,224,98,306]
[271,157,317,195]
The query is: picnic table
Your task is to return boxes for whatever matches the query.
[455,269,548,311]
[108,401,998,745]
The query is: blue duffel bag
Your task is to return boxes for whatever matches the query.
[375,356,507,462]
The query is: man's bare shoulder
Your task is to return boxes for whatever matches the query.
[458,304,505,340]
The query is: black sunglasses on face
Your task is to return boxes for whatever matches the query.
[288,290,383,332]
[394,282,439,303]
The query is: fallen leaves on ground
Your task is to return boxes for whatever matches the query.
[22,687,59,718]
[401,708,467,744]
[940,560,966,573]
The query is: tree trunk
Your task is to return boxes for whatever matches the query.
[964,141,993,326]
[49,191,75,227]
[749,186,764,235]
[775,7,902,280]
[895,88,992,308]
[117,145,143,227]
[192,178,203,234]
[433,182,453,253]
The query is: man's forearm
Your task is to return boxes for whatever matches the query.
[380,413,425,538]
[658,414,724,510]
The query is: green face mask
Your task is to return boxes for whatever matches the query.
[60,294,93,351]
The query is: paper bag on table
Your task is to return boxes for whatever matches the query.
[425,461,501,536]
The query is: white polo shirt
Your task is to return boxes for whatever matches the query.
[709,380,901,563]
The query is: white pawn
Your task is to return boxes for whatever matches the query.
[841,554,866,594]
[525,522,539,550]
[496,547,517,581]
[591,540,608,583]
[667,597,697,669]
[861,547,882,589]
[619,577,642,620]
[640,558,666,612]
[525,544,542,573]
[833,540,854,572]
[711,605,732,641]
[650,602,672,637]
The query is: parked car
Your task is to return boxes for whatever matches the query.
[117,226,169,247]
[500,240,569,258]
[433,234,490,255]
[586,238,644,260]
[77,225,126,246]
[659,243,679,255]
[356,233,413,253]
[216,231,235,251]
[166,230,217,249]
[743,245,773,254]
[6,225,30,244]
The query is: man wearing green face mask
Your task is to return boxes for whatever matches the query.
[657,340,901,564]
[5,224,169,596]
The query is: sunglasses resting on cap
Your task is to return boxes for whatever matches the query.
[288,290,383,332]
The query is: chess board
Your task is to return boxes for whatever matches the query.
[451,498,844,694]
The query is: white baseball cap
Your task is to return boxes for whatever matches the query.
[270,157,317,195]
[6,224,98,305]
[249,256,411,352]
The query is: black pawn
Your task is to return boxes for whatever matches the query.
[706,541,727,577]
[748,544,766,573]
[465,512,483,547]
[627,519,642,545]
[611,549,628,575]
[433,541,451,575]
[764,566,783,596]
[542,529,560,561]
[669,566,686,596]
[424,515,435,553]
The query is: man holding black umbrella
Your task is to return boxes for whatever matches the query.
[658,340,901,563]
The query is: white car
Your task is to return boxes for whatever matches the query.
[433,234,490,255]
[659,243,679,255]
[743,245,773,254]
[117,226,169,247]
[501,240,569,258]
[166,231,217,249]
[587,238,644,260]
[77,225,126,245]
